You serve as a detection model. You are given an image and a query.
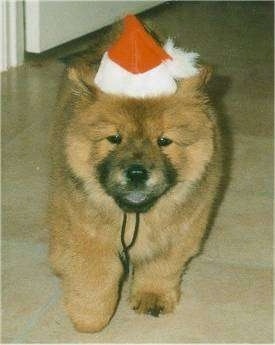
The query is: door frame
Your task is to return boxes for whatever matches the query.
[0,0,24,72]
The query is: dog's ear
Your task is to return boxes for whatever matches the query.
[66,61,99,102]
[177,65,213,94]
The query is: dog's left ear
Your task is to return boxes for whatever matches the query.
[67,60,99,102]
[177,65,213,94]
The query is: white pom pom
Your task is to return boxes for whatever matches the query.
[164,38,199,79]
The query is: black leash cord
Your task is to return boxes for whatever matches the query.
[120,212,140,273]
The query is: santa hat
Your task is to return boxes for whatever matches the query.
[94,14,199,98]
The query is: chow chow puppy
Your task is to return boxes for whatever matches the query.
[48,40,222,332]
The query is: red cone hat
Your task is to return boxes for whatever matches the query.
[94,14,199,98]
[108,14,171,74]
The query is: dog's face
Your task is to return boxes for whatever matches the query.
[95,101,178,213]
[65,65,214,213]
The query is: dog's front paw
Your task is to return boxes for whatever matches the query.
[130,290,179,317]
[66,303,112,333]
[71,315,107,333]
[64,290,117,333]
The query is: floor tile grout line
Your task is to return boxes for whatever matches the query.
[12,286,60,343]
[199,256,273,270]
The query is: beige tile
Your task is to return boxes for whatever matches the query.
[2,62,64,146]
[230,134,273,195]
[184,259,273,307]
[204,191,273,268]
[202,134,273,268]
[180,259,273,343]
[2,122,51,242]
[1,239,60,343]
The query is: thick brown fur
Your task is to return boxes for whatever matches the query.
[48,33,222,332]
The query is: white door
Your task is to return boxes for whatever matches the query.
[25,1,160,53]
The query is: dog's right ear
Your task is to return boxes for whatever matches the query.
[177,65,213,95]
[66,61,98,102]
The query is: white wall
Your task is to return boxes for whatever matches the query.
[0,0,24,72]
[25,1,160,53]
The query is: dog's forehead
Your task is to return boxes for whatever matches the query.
[116,99,200,131]
[93,94,202,132]
[92,96,167,127]
[118,97,167,117]
[119,98,171,135]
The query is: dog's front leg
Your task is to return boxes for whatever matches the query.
[61,235,123,333]
[130,198,214,317]
[129,233,205,317]
[129,245,185,317]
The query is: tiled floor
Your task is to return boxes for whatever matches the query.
[2,2,273,343]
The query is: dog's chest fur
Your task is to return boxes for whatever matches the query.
[122,213,173,263]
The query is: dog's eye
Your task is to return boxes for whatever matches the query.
[157,137,173,147]
[107,134,122,144]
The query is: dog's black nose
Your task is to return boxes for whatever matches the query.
[126,164,148,183]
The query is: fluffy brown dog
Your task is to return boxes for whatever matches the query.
[48,50,222,332]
